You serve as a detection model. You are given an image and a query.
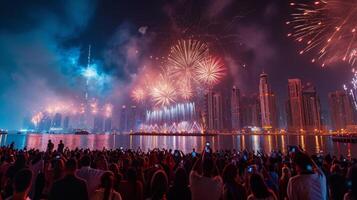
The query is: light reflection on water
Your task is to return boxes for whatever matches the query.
[0,134,355,158]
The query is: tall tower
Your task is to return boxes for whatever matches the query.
[213,93,223,130]
[259,73,278,130]
[231,86,241,130]
[302,83,322,131]
[328,90,355,131]
[287,79,304,131]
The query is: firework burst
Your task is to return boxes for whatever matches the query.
[196,56,225,87]
[177,80,194,100]
[167,39,209,81]
[132,88,146,103]
[149,74,176,107]
[287,0,357,67]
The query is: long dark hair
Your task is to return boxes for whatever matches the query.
[150,170,168,200]
[222,163,238,184]
[100,171,114,200]
[249,173,271,198]
[127,168,138,198]
[173,167,188,188]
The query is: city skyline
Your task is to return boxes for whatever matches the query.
[0,0,356,130]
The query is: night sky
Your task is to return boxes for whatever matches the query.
[0,0,352,129]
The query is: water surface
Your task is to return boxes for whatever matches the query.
[0,134,355,158]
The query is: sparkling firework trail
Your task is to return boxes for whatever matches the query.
[167,39,209,81]
[287,0,357,66]
[196,56,225,87]
[344,68,357,109]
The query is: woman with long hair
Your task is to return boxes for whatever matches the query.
[148,170,168,200]
[167,167,191,200]
[119,167,143,200]
[92,171,122,200]
[247,173,277,200]
[222,164,246,200]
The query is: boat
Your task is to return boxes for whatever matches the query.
[0,129,8,134]
[74,129,90,135]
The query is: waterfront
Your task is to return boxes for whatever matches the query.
[0,133,356,158]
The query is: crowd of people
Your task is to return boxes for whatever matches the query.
[0,140,355,200]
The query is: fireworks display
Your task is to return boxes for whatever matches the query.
[344,68,357,109]
[167,39,209,80]
[287,0,357,66]
[196,56,226,87]
[132,38,226,106]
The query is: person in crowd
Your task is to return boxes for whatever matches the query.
[247,173,277,200]
[119,168,143,200]
[190,154,223,200]
[148,170,168,200]
[0,142,355,200]
[344,164,357,200]
[49,158,89,200]
[167,167,191,200]
[77,155,104,196]
[328,163,346,200]
[92,171,122,200]
[222,163,246,200]
[278,167,290,200]
[46,140,54,153]
[57,141,64,154]
[287,152,327,200]
[4,153,28,198]
[108,163,122,192]
[7,168,33,200]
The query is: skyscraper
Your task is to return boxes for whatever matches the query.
[213,93,223,130]
[204,91,224,131]
[287,79,304,131]
[128,105,137,131]
[52,113,62,128]
[119,105,128,132]
[302,83,322,131]
[259,73,278,130]
[104,117,112,132]
[205,91,215,130]
[231,86,241,130]
[241,94,261,127]
[93,115,104,133]
[63,116,70,131]
[328,90,355,131]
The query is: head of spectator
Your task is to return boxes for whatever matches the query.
[150,170,168,200]
[80,155,91,168]
[281,166,291,180]
[249,173,273,199]
[127,167,137,183]
[13,168,33,200]
[14,153,27,169]
[202,157,215,177]
[65,158,77,175]
[95,155,108,170]
[173,167,188,188]
[100,171,115,200]
[293,152,314,175]
[53,158,65,180]
[222,163,238,184]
